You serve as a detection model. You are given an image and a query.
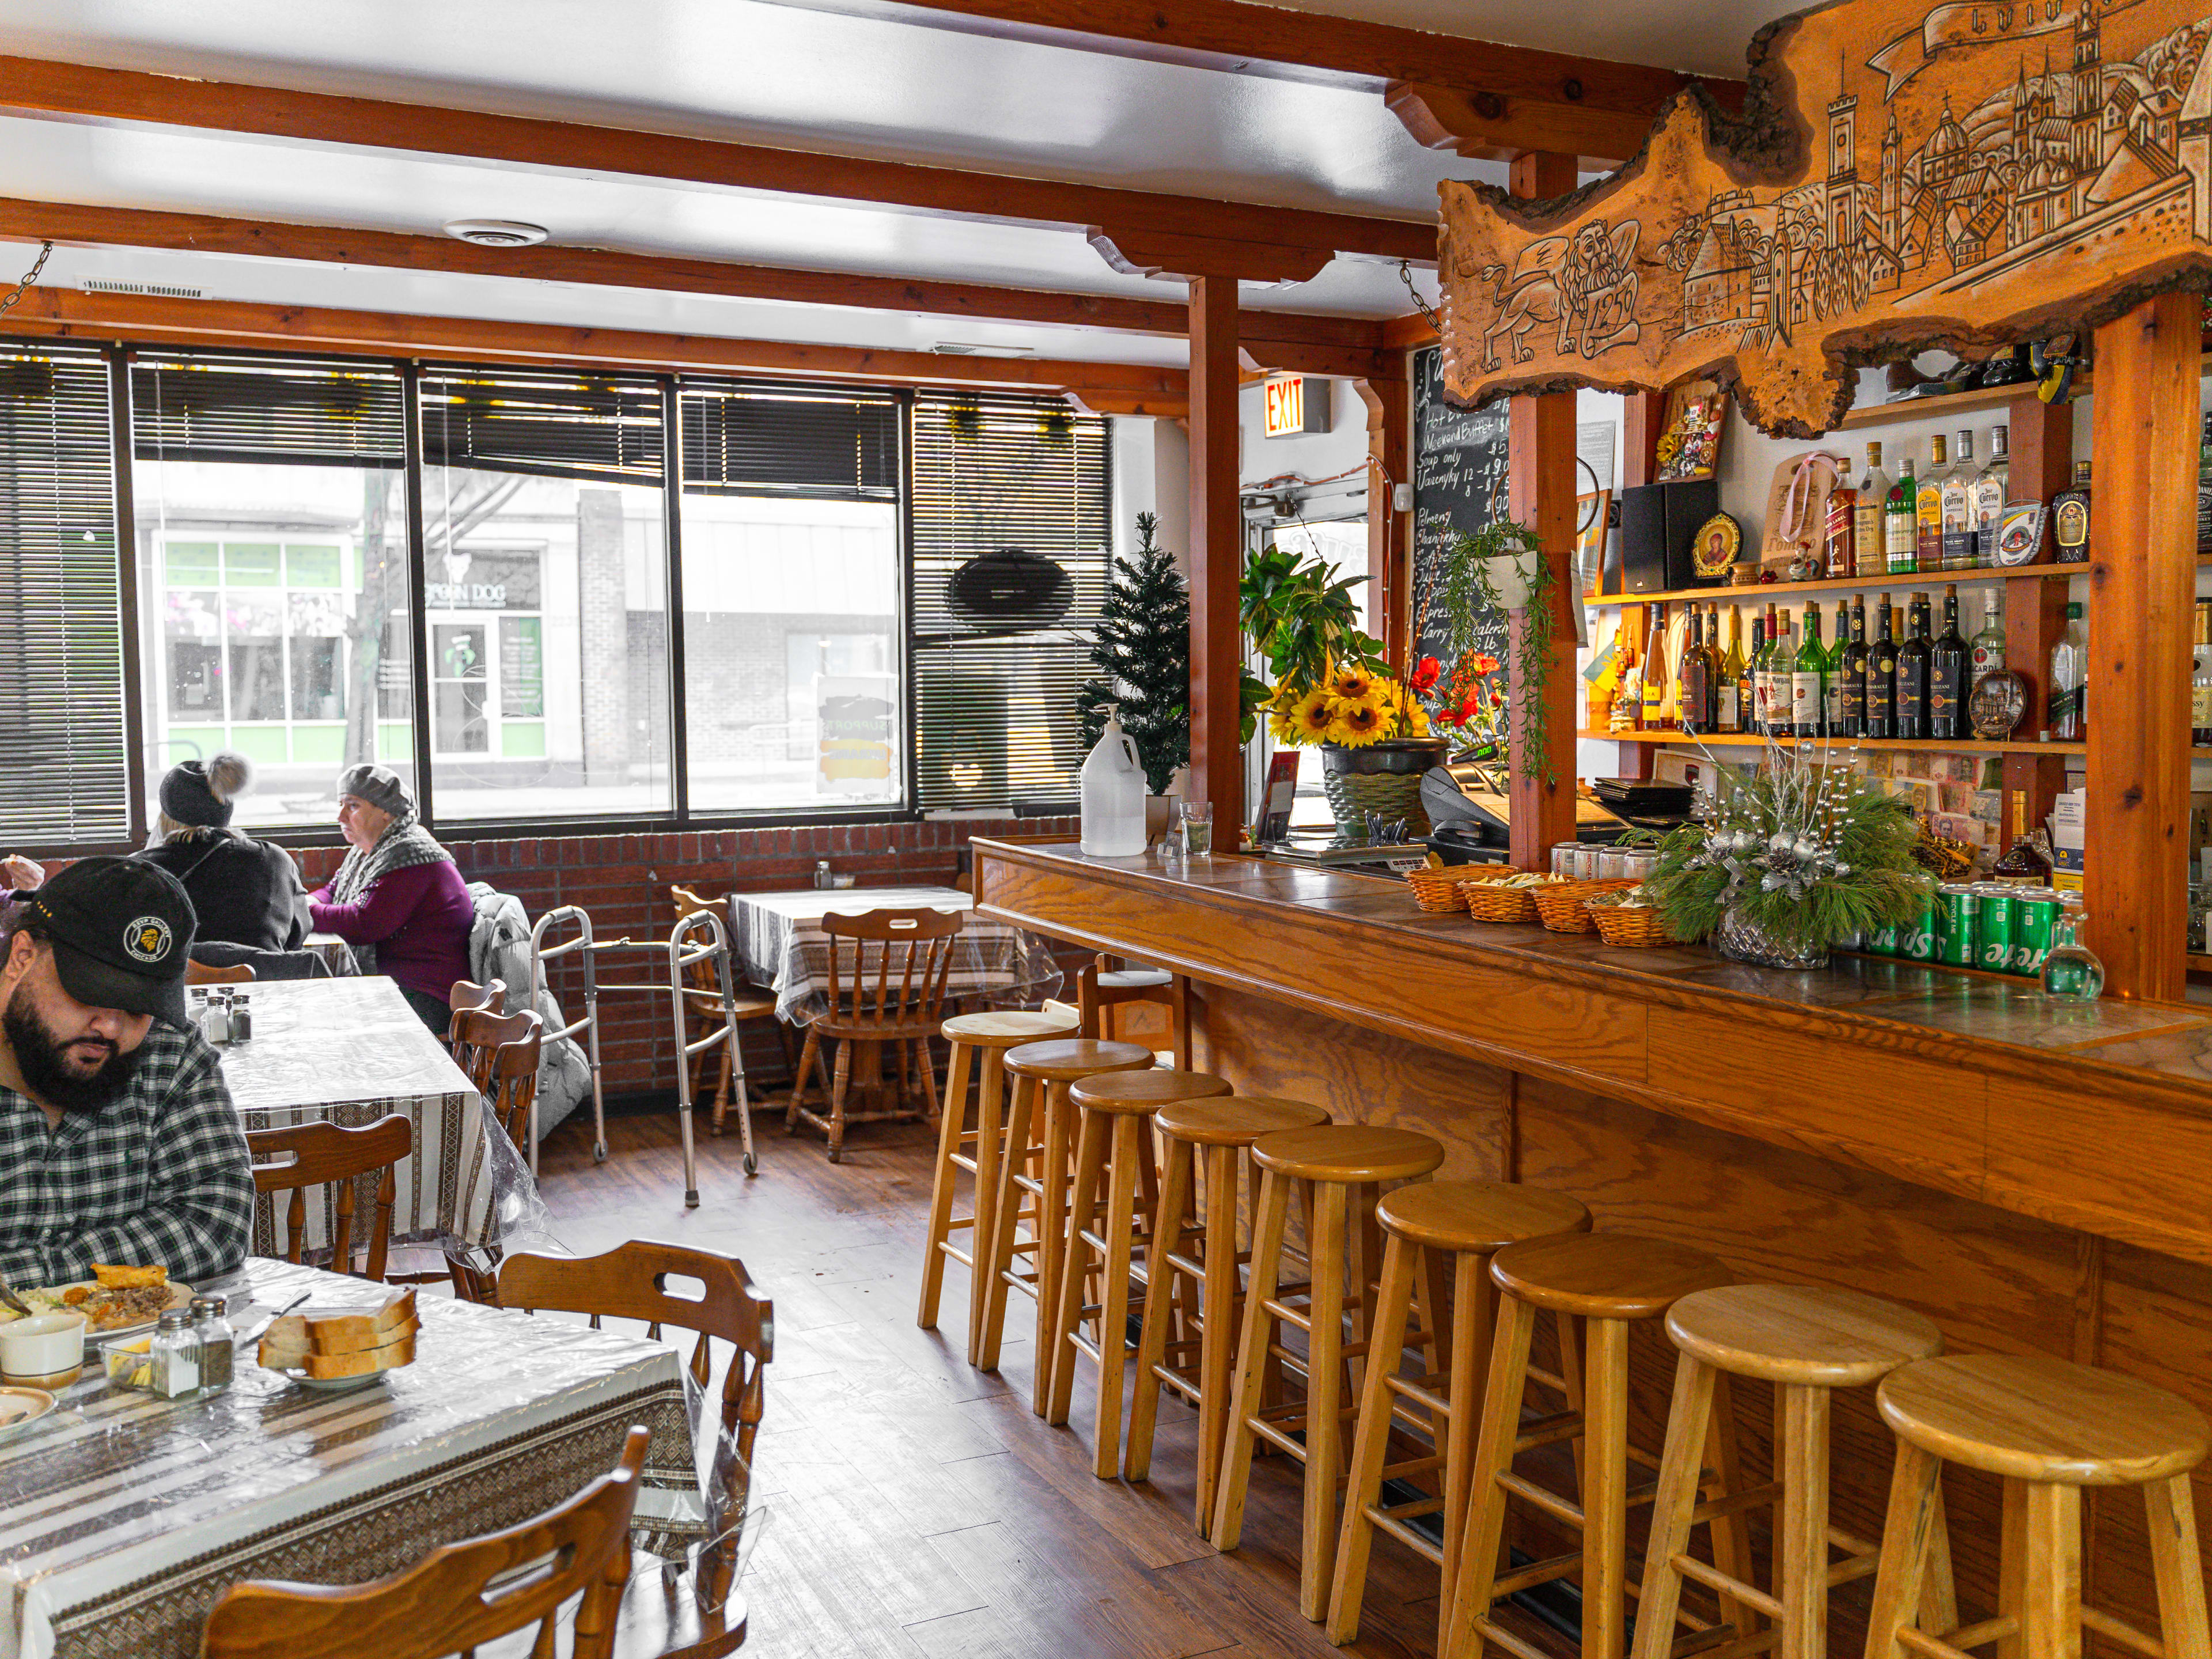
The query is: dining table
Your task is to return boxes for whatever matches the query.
[0,1259,704,1659]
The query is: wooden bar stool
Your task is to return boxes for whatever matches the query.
[917,1007,1080,1363]
[1126,1096,1332,1536]
[1863,1353,2212,1659]
[1327,1180,1593,1651]
[974,1036,1155,1411]
[1044,1068,1233,1476]
[1632,1285,1946,1659]
[1444,1231,1739,1659]
[1213,1123,1446,1621]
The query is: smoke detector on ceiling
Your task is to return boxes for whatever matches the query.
[443,219,550,248]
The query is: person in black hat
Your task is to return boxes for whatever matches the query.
[0,858,253,1283]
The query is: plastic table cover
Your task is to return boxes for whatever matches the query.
[0,1259,709,1659]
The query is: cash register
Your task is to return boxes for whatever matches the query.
[1419,760,1697,865]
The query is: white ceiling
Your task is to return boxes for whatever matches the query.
[0,0,1794,362]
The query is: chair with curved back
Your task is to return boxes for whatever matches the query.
[785,906,964,1162]
[200,1427,649,1659]
[498,1241,773,1659]
[669,885,788,1138]
[186,959,256,986]
[245,1113,414,1282]
[451,1005,536,1090]
[446,978,506,1065]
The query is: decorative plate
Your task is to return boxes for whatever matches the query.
[1992,503,2047,567]
[1690,512,1741,579]
[273,1369,395,1393]
[1968,671,2029,740]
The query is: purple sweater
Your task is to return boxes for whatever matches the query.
[309,860,475,1002]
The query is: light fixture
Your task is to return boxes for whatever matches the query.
[443,219,550,248]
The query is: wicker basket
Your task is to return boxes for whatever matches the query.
[1589,901,1680,948]
[1464,879,1556,925]
[1533,878,1637,934]
[1406,868,1471,914]
[1452,865,1518,887]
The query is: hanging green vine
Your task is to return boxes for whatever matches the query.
[1447,520,1556,785]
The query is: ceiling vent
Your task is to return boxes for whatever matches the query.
[444,219,550,247]
[81,279,204,300]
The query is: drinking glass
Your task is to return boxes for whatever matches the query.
[1179,800,1214,858]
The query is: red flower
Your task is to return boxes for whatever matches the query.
[1408,655,1442,694]
[1464,652,1501,677]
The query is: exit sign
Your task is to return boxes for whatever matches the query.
[1262,376,1328,437]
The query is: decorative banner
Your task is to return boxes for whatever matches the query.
[1437,0,2212,435]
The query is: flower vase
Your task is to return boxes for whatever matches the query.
[1319,737,1449,837]
[1716,906,1830,971]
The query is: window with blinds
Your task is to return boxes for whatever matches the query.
[0,344,130,844]
[910,391,1110,813]
[419,366,663,485]
[680,380,899,499]
[131,351,404,467]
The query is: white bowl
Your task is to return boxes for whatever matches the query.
[2,1313,87,1382]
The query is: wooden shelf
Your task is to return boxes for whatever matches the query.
[2188,952,2212,974]
[1589,565,2084,611]
[1580,729,2086,755]
[1835,380,2043,430]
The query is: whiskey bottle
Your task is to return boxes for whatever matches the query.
[2052,460,2092,564]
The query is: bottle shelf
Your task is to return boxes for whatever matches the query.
[1580,729,2086,756]
[1587,565,2091,611]
[1835,380,2046,430]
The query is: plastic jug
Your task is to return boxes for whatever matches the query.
[1080,704,1148,857]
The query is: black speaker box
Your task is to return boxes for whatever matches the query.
[1618,479,1724,593]
[1664,477,1724,586]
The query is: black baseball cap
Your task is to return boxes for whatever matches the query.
[19,857,197,1029]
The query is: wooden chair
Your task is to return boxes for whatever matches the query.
[201,1426,649,1659]
[785,906,964,1162]
[187,959,256,986]
[481,1032,544,1152]
[670,884,788,1138]
[452,1006,541,1093]
[499,1241,773,1658]
[245,1113,413,1283]
[446,978,505,1063]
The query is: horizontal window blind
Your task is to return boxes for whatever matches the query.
[911,391,1109,813]
[680,380,900,499]
[131,351,404,467]
[420,366,664,485]
[0,344,130,843]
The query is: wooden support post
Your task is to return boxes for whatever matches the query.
[2086,292,2196,1002]
[1189,275,1245,839]
[1611,389,1668,782]
[2002,388,2074,853]
[1506,150,1580,872]
[1358,373,1411,670]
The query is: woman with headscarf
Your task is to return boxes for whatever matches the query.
[308,764,474,1033]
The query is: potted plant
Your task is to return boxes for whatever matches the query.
[1077,512,1190,843]
[1241,544,1445,835]
[1430,518,1557,782]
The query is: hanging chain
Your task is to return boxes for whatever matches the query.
[1397,260,1442,335]
[0,241,53,321]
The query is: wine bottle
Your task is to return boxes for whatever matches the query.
[1838,597,1869,739]
[1866,595,1898,740]
[1740,615,1764,738]
[1897,590,1933,740]
[1641,602,1669,730]
[1680,605,1710,732]
[1717,606,1745,734]
[1929,584,1968,740]
[1793,602,1827,740]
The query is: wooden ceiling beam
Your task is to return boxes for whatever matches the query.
[0,53,1433,264]
[2,287,1191,406]
[0,195,1383,376]
[755,0,1742,164]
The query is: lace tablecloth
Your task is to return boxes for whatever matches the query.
[726,886,1061,1022]
[0,1259,698,1659]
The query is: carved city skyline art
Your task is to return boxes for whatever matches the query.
[1436,0,2212,435]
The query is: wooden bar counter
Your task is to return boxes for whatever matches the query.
[974,838,2212,1638]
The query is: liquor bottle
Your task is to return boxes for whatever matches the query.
[1969,592,2005,682]
[1740,614,1764,737]
[1916,434,1947,572]
[1866,595,1898,740]
[2053,460,2092,564]
[1755,604,1779,733]
[1929,584,1968,740]
[1972,426,2009,566]
[1897,590,1933,740]
[1824,464,1855,578]
[2194,599,2212,746]
[2050,601,2086,739]
[1854,442,1891,577]
[1941,431,1974,570]
[1679,605,1710,731]
[1641,602,1670,730]
[1838,597,1869,739]
[1610,614,1641,733]
[2199,414,2212,556]
[1793,602,1828,740]
[1717,606,1745,733]
[1885,448,1918,574]
[1764,609,1791,736]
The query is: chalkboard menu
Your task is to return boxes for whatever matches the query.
[1411,346,1510,688]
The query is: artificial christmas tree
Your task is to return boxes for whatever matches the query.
[1077,512,1190,794]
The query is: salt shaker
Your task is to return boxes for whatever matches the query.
[189,1296,234,1393]
[150,1308,201,1398]
[813,859,834,890]
[198,992,230,1046]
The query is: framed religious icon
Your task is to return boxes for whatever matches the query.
[1691,512,1743,583]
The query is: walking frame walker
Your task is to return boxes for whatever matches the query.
[529,904,759,1205]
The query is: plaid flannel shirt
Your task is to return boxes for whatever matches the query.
[0,1021,255,1285]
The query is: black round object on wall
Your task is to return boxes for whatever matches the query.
[947,547,1073,633]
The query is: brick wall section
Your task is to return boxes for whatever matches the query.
[285,816,1080,1097]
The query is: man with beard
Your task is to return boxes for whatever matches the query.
[0,858,252,1284]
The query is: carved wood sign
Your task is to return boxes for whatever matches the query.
[1437,0,2212,435]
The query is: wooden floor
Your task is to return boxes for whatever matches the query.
[537,1101,1533,1659]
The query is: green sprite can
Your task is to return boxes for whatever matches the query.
[2013,890,2061,975]
[1972,882,2018,974]
[1900,890,1938,961]
[1936,884,1978,968]
[1868,916,1899,957]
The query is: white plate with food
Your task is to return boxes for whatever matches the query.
[0,1387,55,1434]
[1,1266,193,1347]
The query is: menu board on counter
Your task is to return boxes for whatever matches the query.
[1411,345,1509,684]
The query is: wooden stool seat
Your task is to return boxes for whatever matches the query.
[1097,967,1172,989]
[1155,1094,1330,1146]
[1375,1179,1592,1256]
[1251,1123,1445,1184]
[941,1009,1081,1049]
[1068,1069,1232,1113]
[1003,1037,1157,1082]
[1490,1231,1733,1320]
[1664,1283,1943,1389]
[1880,1354,2211,1486]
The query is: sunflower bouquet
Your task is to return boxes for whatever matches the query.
[1241,544,1430,748]
[1265,661,1434,749]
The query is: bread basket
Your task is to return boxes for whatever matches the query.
[1533,878,1637,934]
